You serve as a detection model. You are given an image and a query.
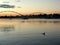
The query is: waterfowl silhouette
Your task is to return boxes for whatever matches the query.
[42,32,45,36]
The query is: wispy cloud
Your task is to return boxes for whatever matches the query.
[2,0,21,3]
[0,4,15,8]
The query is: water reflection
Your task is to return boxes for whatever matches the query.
[25,21,60,23]
[0,19,60,45]
[18,20,60,24]
[0,25,14,32]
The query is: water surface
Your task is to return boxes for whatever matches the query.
[0,19,60,45]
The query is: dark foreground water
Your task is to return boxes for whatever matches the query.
[0,19,60,45]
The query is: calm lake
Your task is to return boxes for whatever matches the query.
[0,19,60,45]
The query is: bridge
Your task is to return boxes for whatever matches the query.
[0,11,23,16]
[0,11,29,19]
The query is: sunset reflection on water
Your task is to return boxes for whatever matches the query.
[0,19,60,45]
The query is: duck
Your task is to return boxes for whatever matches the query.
[42,32,45,36]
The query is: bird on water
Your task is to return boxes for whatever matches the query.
[42,32,45,36]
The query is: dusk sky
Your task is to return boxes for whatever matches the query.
[0,0,60,15]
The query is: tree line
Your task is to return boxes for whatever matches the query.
[0,13,60,19]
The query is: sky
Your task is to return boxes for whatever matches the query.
[0,0,60,15]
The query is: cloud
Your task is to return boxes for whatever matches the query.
[3,0,21,3]
[3,2,10,3]
[0,4,15,8]
[15,0,21,2]
[17,6,21,8]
